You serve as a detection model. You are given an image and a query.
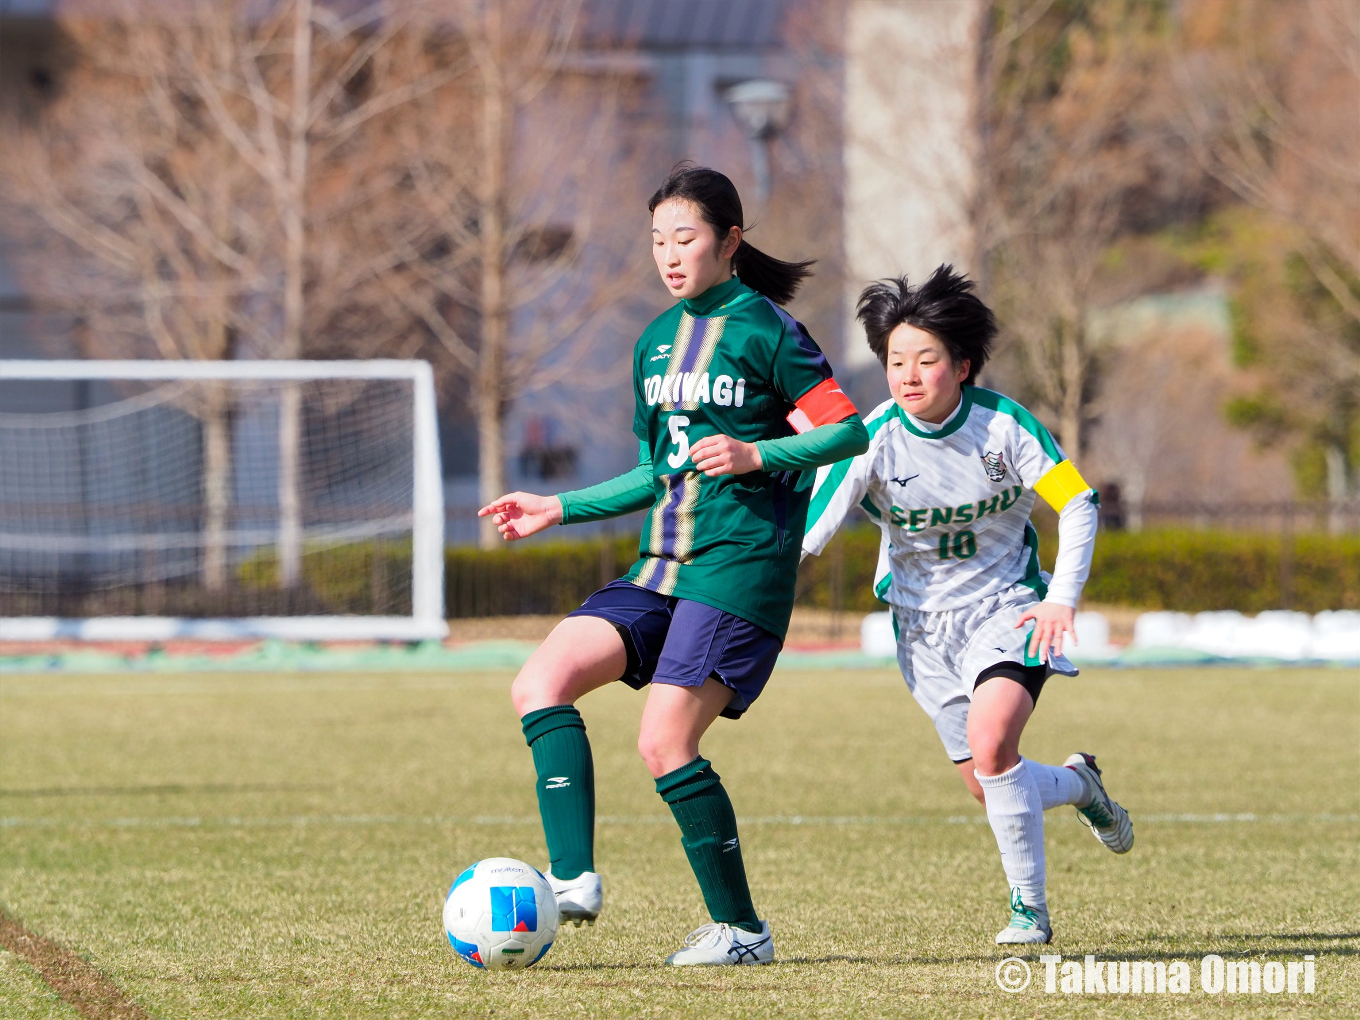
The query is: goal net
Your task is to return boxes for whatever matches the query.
[0,360,445,641]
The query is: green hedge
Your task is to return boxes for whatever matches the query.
[795,525,1360,614]
[243,526,1360,617]
[446,536,640,617]
[238,541,413,615]
[1082,530,1360,612]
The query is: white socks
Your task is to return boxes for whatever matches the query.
[976,759,1047,911]
[1024,758,1089,810]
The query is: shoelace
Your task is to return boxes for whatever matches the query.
[1079,794,1116,829]
[683,922,732,949]
[1009,890,1042,929]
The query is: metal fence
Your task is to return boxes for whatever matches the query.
[441,500,1360,619]
[1100,500,1360,535]
[447,499,1360,546]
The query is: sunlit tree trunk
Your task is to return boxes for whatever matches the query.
[1059,318,1086,458]
[1325,441,1348,535]
[277,0,311,585]
[476,3,510,550]
[202,382,232,590]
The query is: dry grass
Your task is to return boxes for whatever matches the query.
[0,666,1356,1018]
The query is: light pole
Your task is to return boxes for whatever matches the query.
[723,79,791,205]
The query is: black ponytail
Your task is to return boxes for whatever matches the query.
[647,163,813,306]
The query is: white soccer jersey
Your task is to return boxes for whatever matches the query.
[803,387,1097,612]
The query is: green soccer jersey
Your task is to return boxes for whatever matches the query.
[620,275,856,638]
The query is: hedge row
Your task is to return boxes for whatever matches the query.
[445,527,1360,617]
[446,536,639,617]
[236,527,1360,617]
[1082,530,1360,613]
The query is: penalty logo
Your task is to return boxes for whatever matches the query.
[545,776,570,789]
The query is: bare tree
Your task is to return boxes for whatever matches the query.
[382,0,651,548]
[167,0,466,579]
[0,0,467,583]
[974,0,1188,456]
[1175,0,1360,507]
[0,7,273,588]
[757,1,850,369]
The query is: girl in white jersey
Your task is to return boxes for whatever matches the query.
[803,266,1134,945]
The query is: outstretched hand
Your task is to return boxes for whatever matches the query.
[690,434,763,477]
[1015,601,1077,663]
[477,492,563,541]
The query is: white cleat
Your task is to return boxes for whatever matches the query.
[1065,752,1135,854]
[996,889,1052,945]
[545,869,602,927]
[665,921,775,966]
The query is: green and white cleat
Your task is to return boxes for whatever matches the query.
[1065,752,1134,854]
[545,869,602,927]
[996,889,1052,945]
[665,921,774,966]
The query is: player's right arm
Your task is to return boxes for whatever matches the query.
[558,441,656,523]
[801,443,873,559]
[479,442,656,542]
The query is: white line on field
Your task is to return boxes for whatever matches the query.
[0,812,1355,830]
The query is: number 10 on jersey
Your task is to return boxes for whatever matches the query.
[938,529,977,560]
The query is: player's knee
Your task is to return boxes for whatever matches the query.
[509,670,538,717]
[636,728,690,779]
[510,666,569,717]
[636,730,664,775]
[969,733,1009,776]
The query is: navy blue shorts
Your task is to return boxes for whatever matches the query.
[567,580,782,720]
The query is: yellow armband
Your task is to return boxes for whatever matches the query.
[1033,459,1090,512]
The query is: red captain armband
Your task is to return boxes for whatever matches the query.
[786,377,858,434]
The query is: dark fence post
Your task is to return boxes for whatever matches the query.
[829,532,845,640]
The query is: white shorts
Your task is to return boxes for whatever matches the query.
[891,584,1078,762]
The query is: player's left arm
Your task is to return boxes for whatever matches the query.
[1014,434,1099,661]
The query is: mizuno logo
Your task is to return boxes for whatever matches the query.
[890,474,919,486]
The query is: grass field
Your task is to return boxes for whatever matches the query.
[1,665,1357,1019]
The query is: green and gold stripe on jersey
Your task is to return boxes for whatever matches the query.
[661,311,728,411]
[633,470,702,596]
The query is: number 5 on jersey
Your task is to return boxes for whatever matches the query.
[667,415,691,469]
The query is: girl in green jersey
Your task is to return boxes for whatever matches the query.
[479,166,867,965]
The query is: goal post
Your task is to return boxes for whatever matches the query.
[0,360,446,641]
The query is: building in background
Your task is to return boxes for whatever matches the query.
[0,0,1311,543]
[841,0,982,372]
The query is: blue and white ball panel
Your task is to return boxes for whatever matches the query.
[442,858,557,970]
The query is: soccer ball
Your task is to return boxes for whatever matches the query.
[443,858,558,970]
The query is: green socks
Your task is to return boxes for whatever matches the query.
[521,706,595,881]
[519,716,759,933]
[656,757,761,933]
